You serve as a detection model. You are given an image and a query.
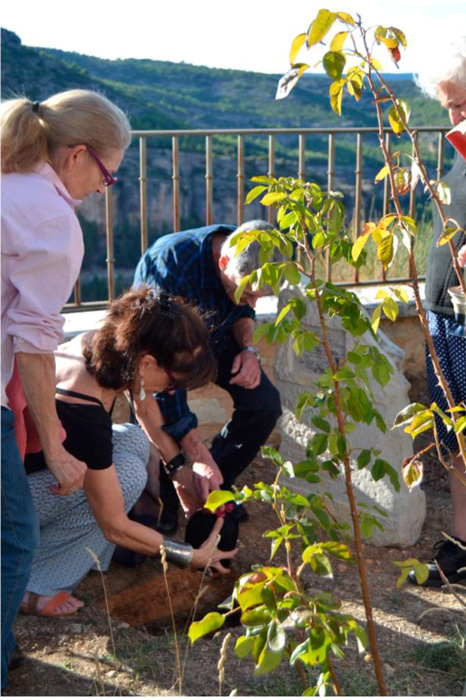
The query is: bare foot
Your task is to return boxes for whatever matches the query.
[22,591,84,615]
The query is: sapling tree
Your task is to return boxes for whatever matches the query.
[188,9,466,697]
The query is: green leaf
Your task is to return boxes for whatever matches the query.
[310,432,328,457]
[261,445,284,465]
[290,639,309,666]
[312,416,331,433]
[238,582,266,611]
[234,275,250,304]
[188,612,225,643]
[245,185,267,204]
[307,9,337,48]
[393,402,427,428]
[203,490,235,513]
[437,225,460,246]
[275,302,293,325]
[267,620,286,652]
[283,264,301,285]
[357,449,372,469]
[260,192,287,206]
[235,635,255,659]
[454,415,466,435]
[255,645,282,676]
[371,459,386,481]
[241,609,272,627]
[323,51,346,80]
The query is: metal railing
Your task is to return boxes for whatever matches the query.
[67,125,450,311]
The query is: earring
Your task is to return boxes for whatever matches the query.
[139,377,146,401]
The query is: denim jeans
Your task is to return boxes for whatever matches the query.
[1,407,39,689]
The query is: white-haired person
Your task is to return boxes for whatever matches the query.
[413,38,466,587]
[134,221,284,532]
[1,89,131,685]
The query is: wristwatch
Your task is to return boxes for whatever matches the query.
[163,452,188,479]
[242,345,261,362]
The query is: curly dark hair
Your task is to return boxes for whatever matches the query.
[82,287,216,391]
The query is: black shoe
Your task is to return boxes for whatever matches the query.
[231,502,249,523]
[408,537,466,588]
[8,646,25,671]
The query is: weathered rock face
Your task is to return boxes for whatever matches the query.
[275,283,426,547]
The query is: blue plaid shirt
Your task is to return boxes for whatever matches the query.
[133,224,256,441]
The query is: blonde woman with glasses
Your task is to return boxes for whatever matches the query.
[1,89,131,688]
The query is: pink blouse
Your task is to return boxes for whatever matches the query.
[1,162,84,408]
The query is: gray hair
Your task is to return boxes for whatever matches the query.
[415,36,466,99]
[221,219,285,276]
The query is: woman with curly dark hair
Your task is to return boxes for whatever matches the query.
[18,287,236,617]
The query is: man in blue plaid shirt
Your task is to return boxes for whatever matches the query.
[134,220,282,528]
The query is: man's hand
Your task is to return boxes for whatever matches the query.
[44,446,87,496]
[229,350,261,389]
[458,244,466,268]
[172,465,204,517]
[192,458,224,502]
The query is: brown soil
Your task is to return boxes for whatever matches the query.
[4,379,466,697]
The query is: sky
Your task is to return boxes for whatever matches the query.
[2,0,466,76]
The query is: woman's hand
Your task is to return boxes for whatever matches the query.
[190,517,238,574]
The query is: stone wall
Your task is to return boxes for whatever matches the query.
[274,284,426,547]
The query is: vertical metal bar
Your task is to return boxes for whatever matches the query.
[105,187,115,302]
[267,134,275,224]
[139,137,148,254]
[172,135,180,233]
[381,132,392,281]
[237,134,244,226]
[73,279,81,307]
[298,134,306,181]
[437,131,445,182]
[409,131,418,219]
[206,135,213,225]
[353,133,363,283]
[326,133,335,282]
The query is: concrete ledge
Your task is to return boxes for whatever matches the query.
[63,283,425,338]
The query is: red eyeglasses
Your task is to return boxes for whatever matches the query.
[86,145,118,187]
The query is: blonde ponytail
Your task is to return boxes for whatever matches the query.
[1,90,132,174]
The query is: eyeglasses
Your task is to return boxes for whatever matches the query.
[86,145,118,187]
[165,368,177,392]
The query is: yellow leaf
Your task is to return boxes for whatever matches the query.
[336,11,355,25]
[379,215,396,229]
[390,27,407,48]
[371,227,386,244]
[289,33,307,65]
[369,57,383,71]
[402,458,423,491]
[307,9,337,48]
[351,232,370,261]
[382,297,398,321]
[377,233,395,268]
[329,80,344,115]
[437,226,460,246]
[330,31,348,52]
[372,305,382,334]
[375,165,390,183]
